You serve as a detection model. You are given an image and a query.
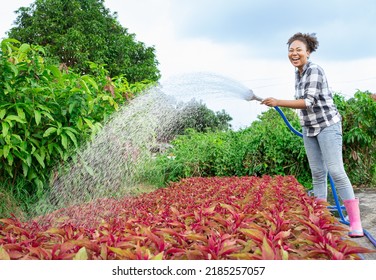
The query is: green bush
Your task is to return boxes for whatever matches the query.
[0,38,152,202]
[334,91,376,187]
[241,107,310,184]
[147,108,311,188]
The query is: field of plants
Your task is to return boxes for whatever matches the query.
[0,175,373,260]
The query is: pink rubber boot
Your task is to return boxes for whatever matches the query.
[343,198,364,238]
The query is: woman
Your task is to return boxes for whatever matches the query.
[261,32,363,237]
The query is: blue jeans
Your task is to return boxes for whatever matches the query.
[302,122,355,201]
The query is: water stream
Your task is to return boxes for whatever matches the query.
[33,72,253,218]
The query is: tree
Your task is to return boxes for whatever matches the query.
[165,100,233,141]
[178,100,233,133]
[7,0,160,83]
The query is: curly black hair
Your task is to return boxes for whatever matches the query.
[287,32,319,53]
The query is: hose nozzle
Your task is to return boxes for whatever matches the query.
[245,89,263,102]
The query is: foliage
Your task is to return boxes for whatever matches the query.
[158,100,232,142]
[334,91,376,187]
[177,100,233,133]
[0,175,371,260]
[241,107,309,182]
[148,107,311,187]
[7,0,160,82]
[0,38,152,201]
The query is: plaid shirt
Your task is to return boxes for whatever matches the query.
[294,61,341,137]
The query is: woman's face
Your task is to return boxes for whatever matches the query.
[288,40,310,72]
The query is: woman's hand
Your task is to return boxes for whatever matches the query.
[261,97,279,107]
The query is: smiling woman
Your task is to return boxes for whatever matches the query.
[261,32,365,238]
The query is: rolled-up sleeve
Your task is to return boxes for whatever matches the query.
[303,67,323,109]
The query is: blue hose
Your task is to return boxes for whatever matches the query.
[274,106,376,248]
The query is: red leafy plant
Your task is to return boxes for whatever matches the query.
[0,175,373,260]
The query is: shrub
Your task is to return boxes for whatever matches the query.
[0,38,152,201]
[148,108,311,187]
[334,91,376,187]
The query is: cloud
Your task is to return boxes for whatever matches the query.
[169,0,376,60]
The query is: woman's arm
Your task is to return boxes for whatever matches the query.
[261,98,307,109]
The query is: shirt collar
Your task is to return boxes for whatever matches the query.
[295,61,312,78]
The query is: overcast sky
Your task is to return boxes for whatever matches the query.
[1,0,375,129]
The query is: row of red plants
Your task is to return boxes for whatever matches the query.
[0,175,372,260]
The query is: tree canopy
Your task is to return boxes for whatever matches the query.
[7,0,160,83]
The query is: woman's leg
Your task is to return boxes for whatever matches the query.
[302,127,328,200]
[316,122,363,237]
[316,122,355,200]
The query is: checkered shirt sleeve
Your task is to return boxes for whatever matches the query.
[294,62,341,137]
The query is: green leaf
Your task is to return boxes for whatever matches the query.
[26,154,32,167]
[73,247,88,260]
[79,79,91,94]
[5,115,26,124]
[3,145,10,158]
[22,162,29,177]
[0,246,10,260]
[34,110,42,125]
[65,130,78,148]
[36,104,51,112]
[47,65,62,80]
[11,134,22,145]
[7,152,14,166]
[27,169,37,180]
[50,144,64,158]
[16,107,25,120]
[63,127,78,134]
[151,252,164,260]
[2,122,9,137]
[19,43,31,54]
[34,179,44,197]
[0,109,6,119]
[261,237,275,260]
[43,127,57,137]
[82,75,98,90]
[8,63,18,76]
[61,134,68,149]
[34,151,45,168]
[83,118,94,128]
[41,111,54,121]
[68,102,76,114]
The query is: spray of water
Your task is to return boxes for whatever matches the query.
[162,72,253,102]
[33,72,253,224]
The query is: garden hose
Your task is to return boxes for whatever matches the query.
[274,106,376,248]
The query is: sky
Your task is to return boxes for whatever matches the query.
[1,0,375,129]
